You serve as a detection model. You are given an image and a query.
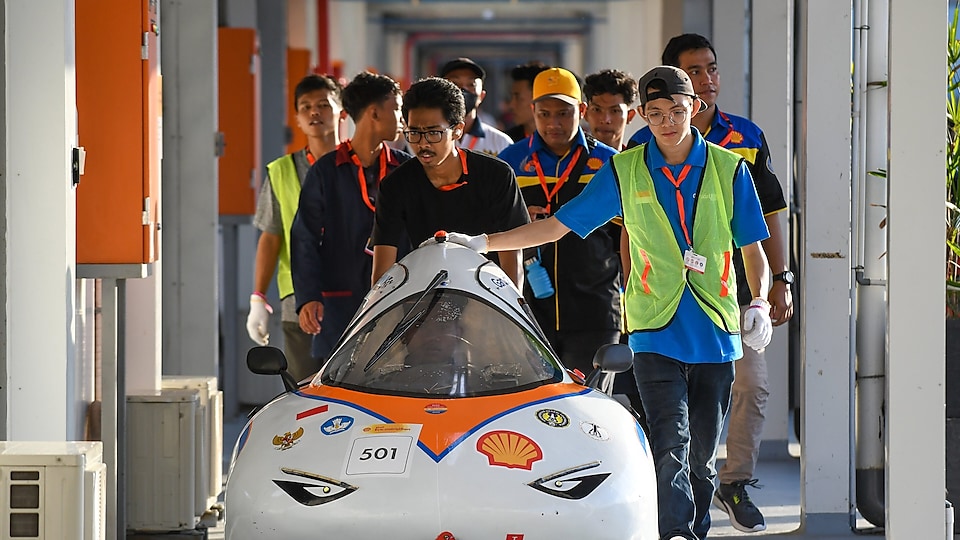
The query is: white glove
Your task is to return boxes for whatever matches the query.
[741,298,773,351]
[445,232,488,253]
[246,294,273,345]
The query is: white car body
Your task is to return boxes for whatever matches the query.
[225,237,658,539]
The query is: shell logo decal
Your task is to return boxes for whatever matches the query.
[586,157,604,171]
[476,430,543,470]
[730,131,744,144]
[273,427,304,450]
[536,408,569,428]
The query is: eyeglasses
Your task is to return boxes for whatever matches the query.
[644,108,689,126]
[402,124,456,144]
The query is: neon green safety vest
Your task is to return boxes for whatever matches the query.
[612,143,743,333]
[265,154,302,298]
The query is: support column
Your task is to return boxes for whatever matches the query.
[750,0,794,454]
[596,0,663,83]
[797,0,853,533]
[160,0,219,380]
[885,0,946,536]
[712,0,748,116]
[5,0,79,440]
[329,0,367,80]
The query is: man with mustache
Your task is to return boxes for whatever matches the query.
[439,57,513,156]
[370,77,528,288]
[246,74,344,379]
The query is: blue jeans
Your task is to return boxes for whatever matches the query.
[633,352,734,540]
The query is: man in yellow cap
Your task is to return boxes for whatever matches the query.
[498,67,622,379]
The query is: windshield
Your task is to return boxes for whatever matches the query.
[320,290,562,397]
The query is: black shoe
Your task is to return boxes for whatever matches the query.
[713,479,766,532]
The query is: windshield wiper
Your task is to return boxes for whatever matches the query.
[363,270,448,372]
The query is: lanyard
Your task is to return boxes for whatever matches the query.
[531,146,583,214]
[436,149,470,192]
[346,141,388,212]
[715,110,736,148]
[464,135,479,150]
[661,164,694,247]
[305,147,316,166]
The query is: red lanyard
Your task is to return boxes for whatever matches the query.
[305,147,316,165]
[465,135,479,150]
[346,140,388,212]
[436,150,470,192]
[531,147,583,214]
[715,110,735,147]
[661,164,694,247]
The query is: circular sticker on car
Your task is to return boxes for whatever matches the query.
[536,408,569,428]
[580,421,610,441]
[320,415,354,435]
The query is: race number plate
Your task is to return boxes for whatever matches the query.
[345,423,422,476]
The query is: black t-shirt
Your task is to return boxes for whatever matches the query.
[372,149,530,252]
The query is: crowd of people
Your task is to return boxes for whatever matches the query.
[243,32,794,540]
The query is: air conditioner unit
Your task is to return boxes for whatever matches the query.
[126,390,198,531]
[0,441,106,540]
[160,376,223,514]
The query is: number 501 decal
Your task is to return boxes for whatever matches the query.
[346,436,414,475]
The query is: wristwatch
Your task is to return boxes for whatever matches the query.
[772,270,795,285]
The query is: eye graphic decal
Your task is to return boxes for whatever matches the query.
[273,467,358,506]
[526,461,610,500]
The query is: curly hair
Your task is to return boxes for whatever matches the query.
[583,69,639,106]
[401,77,465,125]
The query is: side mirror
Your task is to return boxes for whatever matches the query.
[246,346,299,392]
[592,343,634,373]
[583,344,634,393]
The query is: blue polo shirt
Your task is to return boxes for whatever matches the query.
[555,128,769,363]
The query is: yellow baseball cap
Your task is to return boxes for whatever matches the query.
[532,67,582,105]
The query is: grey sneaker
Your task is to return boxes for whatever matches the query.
[713,479,766,532]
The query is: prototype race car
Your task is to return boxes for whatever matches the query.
[225,232,658,539]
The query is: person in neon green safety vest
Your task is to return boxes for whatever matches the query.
[247,74,345,380]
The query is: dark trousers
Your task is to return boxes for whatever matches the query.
[633,352,734,540]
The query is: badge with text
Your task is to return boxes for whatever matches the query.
[536,408,569,428]
[683,249,707,274]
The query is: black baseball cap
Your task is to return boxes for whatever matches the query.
[440,57,486,80]
[637,65,702,110]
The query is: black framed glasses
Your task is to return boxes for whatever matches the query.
[403,124,455,144]
[645,108,690,126]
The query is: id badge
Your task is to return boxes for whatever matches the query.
[683,249,707,274]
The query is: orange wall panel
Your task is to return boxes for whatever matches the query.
[218,28,261,216]
[76,0,160,265]
[285,48,312,155]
